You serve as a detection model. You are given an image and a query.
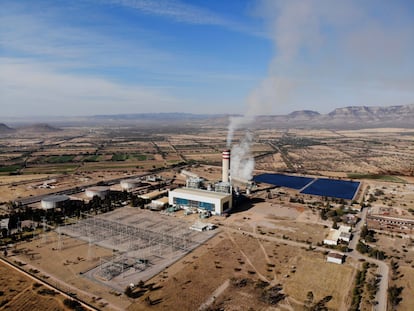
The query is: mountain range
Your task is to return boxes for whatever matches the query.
[1,104,413,131]
[257,104,414,129]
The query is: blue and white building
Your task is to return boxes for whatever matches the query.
[168,188,232,216]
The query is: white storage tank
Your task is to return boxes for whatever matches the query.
[85,186,109,199]
[120,178,141,191]
[41,195,70,209]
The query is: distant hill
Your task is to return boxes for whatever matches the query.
[17,123,62,133]
[4,104,413,130]
[93,112,225,121]
[288,110,320,119]
[255,104,414,129]
[0,123,15,133]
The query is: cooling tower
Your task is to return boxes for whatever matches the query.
[222,149,230,183]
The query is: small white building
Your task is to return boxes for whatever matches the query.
[169,187,232,216]
[324,229,341,245]
[147,197,169,211]
[327,252,345,264]
[0,218,9,230]
[339,231,352,243]
[189,221,216,232]
[323,225,351,246]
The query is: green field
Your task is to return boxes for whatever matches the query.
[347,173,406,183]
[45,155,76,163]
[111,153,129,161]
[111,153,151,161]
[83,155,100,162]
[0,165,22,173]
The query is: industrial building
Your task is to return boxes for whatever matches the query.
[85,186,109,199]
[168,149,234,216]
[367,206,414,234]
[168,188,232,215]
[327,252,345,264]
[41,195,70,209]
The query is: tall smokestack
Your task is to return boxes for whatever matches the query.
[222,150,230,183]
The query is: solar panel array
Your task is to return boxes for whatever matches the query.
[253,173,360,200]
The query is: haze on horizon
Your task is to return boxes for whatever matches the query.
[1,0,414,118]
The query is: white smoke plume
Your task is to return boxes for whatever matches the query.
[230,131,255,181]
[227,0,350,181]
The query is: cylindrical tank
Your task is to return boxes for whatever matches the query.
[85,186,109,199]
[120,179,141,191]
[41,195,69,209]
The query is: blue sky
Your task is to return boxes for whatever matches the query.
[1,0,414,118]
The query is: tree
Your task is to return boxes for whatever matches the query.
[305,291,314,308]
[360,225,369,239]
[388,285,403,309]
[124,285,133,297]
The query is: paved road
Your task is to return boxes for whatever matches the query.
[348,208,368,251]
[348,207,388,311]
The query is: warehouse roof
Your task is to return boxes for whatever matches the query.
[170,187,231,199]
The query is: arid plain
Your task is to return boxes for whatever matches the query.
[0,121,413,311]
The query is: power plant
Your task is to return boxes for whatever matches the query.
[167,149,253,216]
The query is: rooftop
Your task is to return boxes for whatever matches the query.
[41,195,69,202]
[170,187,231,199]
[327,252,344,259]
[140,190,168,200]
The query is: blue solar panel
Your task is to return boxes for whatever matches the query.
[253,173,314,190]
[253,174,360,200]
[300,178,360,200]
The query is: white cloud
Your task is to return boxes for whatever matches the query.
[111,0,224,25]
[107,0,264,37]
[0,59,180,117]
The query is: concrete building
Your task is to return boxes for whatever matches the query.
[367,214,414,234]
[147,197,169,211]
[85,186,109,199]
[327,252,344,264]
[323,225,351,245]
[41,195,70,209]
[168,187,232,215]
[367,206,414,234]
